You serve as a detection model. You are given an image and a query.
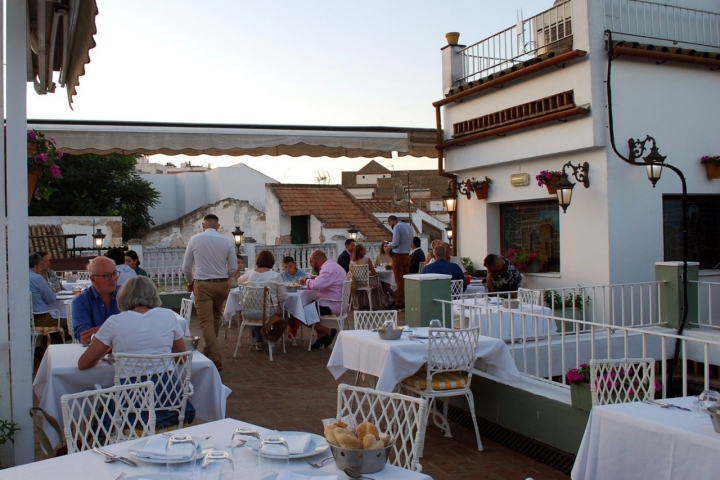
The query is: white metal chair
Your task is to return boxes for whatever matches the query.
[400,327,483,452]
[180,298,193,322]
[517,288,541,306]
[234,286,285,360]
[418,261,426,274]
[113,352,194,431]
[350,264,380,311]
[336,383,427,472]
[450,279,464,300]
[64,298,76,343]
[351,310,398,386]
[30,294,64,359]
[311,279,353,351]
[60,381,155,453]
[590,358,656,406]
[77,271,90,281]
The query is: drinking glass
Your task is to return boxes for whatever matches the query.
[230,426,260,469]
[429,319,442,328]
[258,434,289,478]
[200,450,234,480]
[166,433,198,477]
[698,390,720,411]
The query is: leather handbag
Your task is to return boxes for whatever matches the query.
[260,287,287,343]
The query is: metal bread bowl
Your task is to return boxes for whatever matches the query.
[377,327,403,340]
[329,439,395,474]
[184,336,200,351]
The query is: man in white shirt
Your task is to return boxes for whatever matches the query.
[182,214,236,371]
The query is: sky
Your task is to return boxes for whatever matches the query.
[27,0,545,184]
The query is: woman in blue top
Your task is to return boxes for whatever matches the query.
[124,250,148,276]
[280,256,307,283]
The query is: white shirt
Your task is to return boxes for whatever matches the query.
[182,228,236,283]
[237,269,287,305]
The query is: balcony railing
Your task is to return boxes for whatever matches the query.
[691,280,720,329]
[458,0,573,84]
[605,0,720,49]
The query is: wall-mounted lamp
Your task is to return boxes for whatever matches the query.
[629,135,666,187]
[445,224,453,242]
[347,225,359,241]
[232,226,245,254]
[442,182,457,213]
[555,161,590,213]
[92,228,106,255]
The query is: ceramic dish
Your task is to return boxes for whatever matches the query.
[126,437,214,464]
[251,432,328,459]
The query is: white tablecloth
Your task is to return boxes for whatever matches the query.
[327,330,521,392]
[283,289,320,325]
[572,396,719,480]
[60,280,91,291]
[454,299,556,341]
[222,286,243,324]
[0,418,431,480]
[465,284,486,295]
[377,268,396,291]
[32,344,231,447]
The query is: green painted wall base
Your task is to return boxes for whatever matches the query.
[159,291,191,310]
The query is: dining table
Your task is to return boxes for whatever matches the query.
[33,344,231,448]
[223,287,321,327]
[454,298,556,341]
[327,329,522,392]
[0,418,432,479]
[60,279,91,291]
[376,268,396,291]
[571,396,719,480]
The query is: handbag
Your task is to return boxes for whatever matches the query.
[260,287,287,343]
[30,406,67,457]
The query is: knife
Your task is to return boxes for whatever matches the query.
[93,447,138,466]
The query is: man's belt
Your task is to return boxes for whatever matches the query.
[196,278,228,282]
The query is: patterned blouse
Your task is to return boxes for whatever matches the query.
[46,269,63,293]
[489,257,522,292]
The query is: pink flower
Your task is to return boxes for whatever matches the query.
[49,165,61,178]
[27,131,36,139]
[57,150,63,158]
[654,380,662,392]
[628,387,635,396]
[35,153,48,163]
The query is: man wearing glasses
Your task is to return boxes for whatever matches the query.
[72,256,121,344]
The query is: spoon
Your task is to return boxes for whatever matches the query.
[343,468,375,480]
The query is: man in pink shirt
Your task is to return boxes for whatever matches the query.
[299,250,342,349]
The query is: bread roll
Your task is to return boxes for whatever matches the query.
[362,434,377,450]
[336,431,363,449]
[369,439,385,450]
[334,420,347,429]
[356,421,380,440]
[324,424,339,446]
[379,433,392,446]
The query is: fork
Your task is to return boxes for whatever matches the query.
[115,473,127,480]
[643,399,691,411]
[306,456,333,468]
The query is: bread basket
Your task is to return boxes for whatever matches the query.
[184,336,200,351]
[329,440,394,473]
[377,326,403,340]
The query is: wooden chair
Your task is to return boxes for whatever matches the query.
[113,352,194,431]
[400,327,483,452]
[336,383,427,471]
[350,264,380,311]
[590,358,656,406]
[233,286,284,360]
[60,381,155,453]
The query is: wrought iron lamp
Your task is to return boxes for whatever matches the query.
[442,182,457,214]
[445,224,453,245]
[347,225,359,241]
[92,228,106,255]
[629,135,666,187]
[555,161,590,213]
[232,226,244,254]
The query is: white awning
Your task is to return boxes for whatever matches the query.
[28,121,437,159]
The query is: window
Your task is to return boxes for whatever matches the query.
[663,195,720,269]
[500,201,560,272]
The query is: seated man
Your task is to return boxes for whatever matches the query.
[337,239,355,273]
[299,250,341,349]
[281,256,307,283]
[483,253,522,293]
[30,253,58,321]
[106,247,136,287]
[409,237,425,274]
[72,256,121,344]
[422,245,467,291]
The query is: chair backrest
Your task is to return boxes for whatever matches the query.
[354,310,397,330]
[77,271,90,281]
[450,279,464,300]
[425,327,480,391]
[240,286,276,322]
[113,352,193,429]
[179,298,193,321]
[350,264,371,283]
[418,261,425,274]
[340,279,353,316]
[336,383,427,472]
[517,288,541,306]
[61,381,155,453]
[590,358,656,405]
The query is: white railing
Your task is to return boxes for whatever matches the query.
[458,0,573,83]
[691,280,720,329]
[435,296,720,397]
[258,242,382,273]
[142,247,187,292]
[605,0,720,49]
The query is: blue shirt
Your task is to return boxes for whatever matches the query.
[281,269,307,283]
[422,259,467,291]
[30,269,56,313]
[71,285,121,341]
[387,221,413,254]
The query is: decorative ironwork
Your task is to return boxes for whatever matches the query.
[628,135,666,187]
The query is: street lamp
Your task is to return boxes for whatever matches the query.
[442,181,458,255]
[629,135,666,187]
[554,161,590,213]
[92,228,106,255]
[347,225,359,241]
[232,226,244,254]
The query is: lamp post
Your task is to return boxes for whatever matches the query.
[554,161,590,213]
[232,226,244,255]
[347,225,359,241]
[92,228,106,256]
[442,181,457,255]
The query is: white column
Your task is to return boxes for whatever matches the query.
[441,43,465,95]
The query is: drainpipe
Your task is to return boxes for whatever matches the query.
[435,105,457,256]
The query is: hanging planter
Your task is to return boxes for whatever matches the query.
[459,176,492,200]
[28,168,41,204]
[475,183,489,199]
[570,382,592,412]
[536,170,563,195]
[25,129,64,202]
[701,155,720,180]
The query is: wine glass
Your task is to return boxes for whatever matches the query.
[698,390,720,411]
[200,450,234,480]
[166,433,198,477]
[258,433,290,478]
[230,426,260,469]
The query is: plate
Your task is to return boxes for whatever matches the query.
[126,436,214,464]
[410,327,430,338]
[124,475,188,480]
[252,432,328,459]
[57,294,75,300]
[264,473,340,480]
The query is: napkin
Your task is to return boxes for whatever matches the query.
[276,471,339,480]
[135,435,195,460]
[285,433,312,455]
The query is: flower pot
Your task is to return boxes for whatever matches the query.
[553,308,585,333]
[570,382,592,412]
[704,162,720,180]
[523,260,541,273]
[445,32,460,46]
[475,184,489,200]
[545,175,562,195]
[28,168,41,203]
[27,140,37,156]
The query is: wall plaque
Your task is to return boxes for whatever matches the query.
[511,173,530,187]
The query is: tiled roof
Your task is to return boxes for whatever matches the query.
[359,199,419,214]
[268,184,391,241]
[357,160,391,175]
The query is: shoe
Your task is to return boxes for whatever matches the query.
[213,360,223,372]
[323,328,338,348]
[311,335,328,350]
[254,342,264,351]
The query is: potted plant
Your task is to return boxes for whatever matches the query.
[567,363,662,411]
[504,247,547,273]
[701,155,720,180]
[566,364,592,411]
[26,129,63,202]
[460,257,474,283]
[460,176,492,200]
[535,170,563,195]
[544,288,590,332]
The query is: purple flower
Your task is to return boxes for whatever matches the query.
[36,153,48,163]
[27,131,36,139]
[49,165,61,178]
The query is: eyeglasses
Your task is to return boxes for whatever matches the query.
[92,271,120,281]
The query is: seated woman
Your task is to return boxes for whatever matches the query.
[280,256,307,283]
[425,239,442,265]
[237,250,287,351]
[349,244,389,309]
[124,250,148,277]
[375,241,392,267]
[77,275,194,428]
